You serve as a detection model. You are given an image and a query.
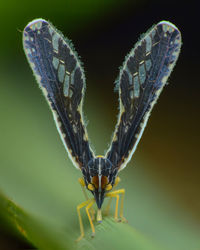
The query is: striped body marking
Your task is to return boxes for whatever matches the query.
[23,19,181,239]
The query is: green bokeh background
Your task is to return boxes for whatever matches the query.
[0,0,199,249]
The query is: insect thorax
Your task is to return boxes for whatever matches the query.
[82,157,117,191]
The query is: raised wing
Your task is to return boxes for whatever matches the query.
[23,19,94,169]
[106,21,181,171]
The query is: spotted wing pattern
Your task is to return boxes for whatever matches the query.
[106,21,181,171]
[23,19,94,169]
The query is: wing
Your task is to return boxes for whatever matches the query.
[106,21,181,171]
[23,19,94,169]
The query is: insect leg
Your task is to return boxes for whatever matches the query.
[78,177,95,220]
[85,199,96,237]
[104,176,121,215]
[105,188,126,222]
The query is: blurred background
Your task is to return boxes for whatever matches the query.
[0,0,199,249]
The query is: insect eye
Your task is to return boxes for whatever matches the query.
[87,183,95,191]
[105,183,112,191]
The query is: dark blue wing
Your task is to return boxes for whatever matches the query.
[23,19,94,169]
[106,21,181,171]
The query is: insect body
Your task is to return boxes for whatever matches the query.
[23,19,181,240]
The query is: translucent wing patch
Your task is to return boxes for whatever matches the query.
[23,19,94,169]
[106,21,181,171]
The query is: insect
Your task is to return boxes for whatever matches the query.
[23,19,181,240]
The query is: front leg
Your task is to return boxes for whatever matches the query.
[104,176,121,216]
[76,198,95,241]
[105,188,127,222]
[78,178,95,220]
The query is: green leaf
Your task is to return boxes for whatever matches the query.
[0,191,161,250]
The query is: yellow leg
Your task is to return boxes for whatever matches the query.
[76,198,95,241]
[78,178,95,221]
[85,199,96,237]
[106,190,119,221]
[104,177,121,216]
[105,189,127,222]
[118,189,127,222]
